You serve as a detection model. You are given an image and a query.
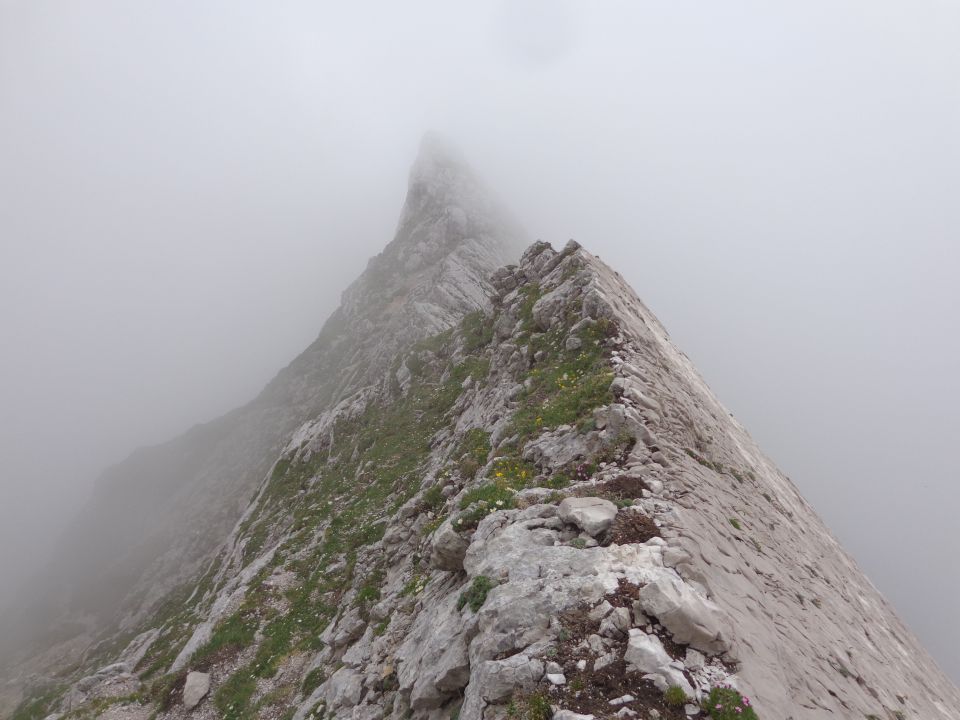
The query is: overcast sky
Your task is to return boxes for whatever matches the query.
[1,0,958,680]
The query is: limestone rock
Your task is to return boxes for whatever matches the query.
[182,672,210,710]
[558,497,618,537]
[638,575,730,654]
[326,667,363,710]
[475,655,544,702]
[623,629,671,674]
[429,518,470,571]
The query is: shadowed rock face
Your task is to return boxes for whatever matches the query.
[4,143,959,720]
[0,135,523,674]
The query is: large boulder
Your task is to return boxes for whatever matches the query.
[475,655,544,702]
[182,671,210,710]
[637,575,730,654]
[558,497,618,537]
[623,629,671,674]
[429,519,470,571]
[325,667,363,710]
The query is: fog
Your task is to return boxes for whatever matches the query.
[1,0,958,679]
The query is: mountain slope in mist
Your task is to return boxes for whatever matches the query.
[0,135,522,672]
[3,140,958,720]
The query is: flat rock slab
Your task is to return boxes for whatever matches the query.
[558,497,618,537]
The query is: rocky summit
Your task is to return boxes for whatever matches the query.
[3,139,958,720]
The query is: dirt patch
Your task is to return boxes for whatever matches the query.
[606,577,641,608]
[607,510,660,546]
[591,475,649,501]
[545,582,693,719]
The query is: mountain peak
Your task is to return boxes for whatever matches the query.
[410,131,471,183]
[341,135,524,333]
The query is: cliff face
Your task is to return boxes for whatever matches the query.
[5,144,959,720]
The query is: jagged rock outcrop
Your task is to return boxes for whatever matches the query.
[5,142,959,720]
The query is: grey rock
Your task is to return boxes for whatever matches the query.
[589,600,614,621]
[623,629,671,674]
[558,497,618,537]
[182,671,210,710]
[638,575,730,654]
[429,519,470,571]
[594,651,618,671]
[552,711,595,720]
[683,649,705,670]
[599,607,631,638]
[476,655,544,702]
[326,667,364,709]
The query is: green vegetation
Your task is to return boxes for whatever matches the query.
[490,455,536,486]
[511,319,617,443]
[683,448,725,474]
[728,518,742,531]
[506,692,551,720]
[421,484,446,512]
[422,512,447,536]
[462,311,494,352]
[517,283,543,332]
[356,567,385,604]
[74,271,624,720]
[60,694,145,720]
[10,685,65,720]
[524,692,551,720]
[242,519,270,563]
[401,571,428,597]
[664,685,689,707]
[301,667,326,696]
[455,482,517,529]
[705,686,758,719]
[145,672,183,713]
[192,610,257,667]
[214,666,257,720]
[131,303,503,717]
[457,575,495,612]
[455,428,492,480]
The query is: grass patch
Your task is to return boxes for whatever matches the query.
[192,611,257,668]
[511,320,616,443]
[705,686,758,719]
[507,691,551,720]
[664,685,688,707]
[214,666,257,720]
[301,667,325,696]
[10,685,65,720]
[684,448,725,474]
[455,483,516,529]
[461,311,494,352]
[457,575,496,613]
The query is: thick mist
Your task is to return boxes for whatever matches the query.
[1,0,958,680]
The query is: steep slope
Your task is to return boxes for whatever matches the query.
[0,135,523,683]
[6,150,959,720]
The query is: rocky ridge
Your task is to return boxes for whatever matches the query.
[0,136,519,700]
[5,146,960,720]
